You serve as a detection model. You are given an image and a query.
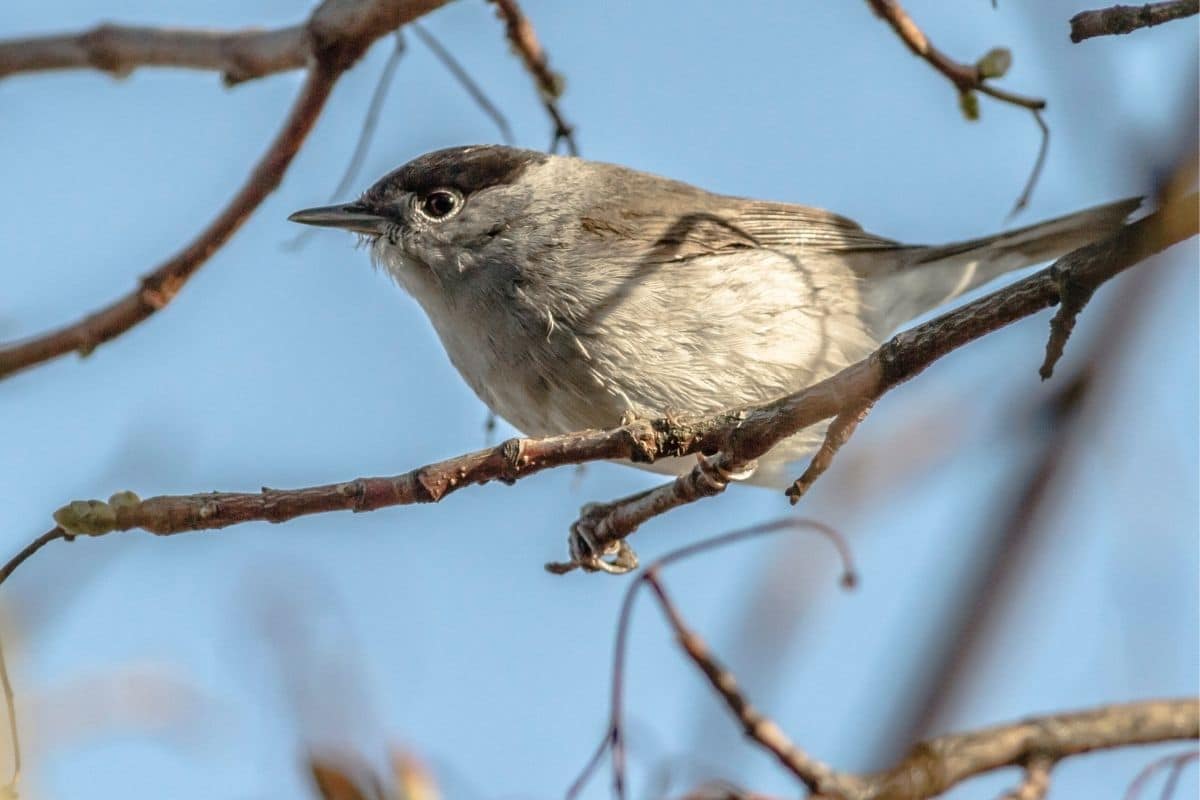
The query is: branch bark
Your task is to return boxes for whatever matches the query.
[0,24,309,85]
[0,0,451,85]
[4,194,1193,582]
[1070,1,1200,43]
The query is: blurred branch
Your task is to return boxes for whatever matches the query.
[565,528,1196,800]
[0,637,18,798]
[1126,749,1199,799]
[0,0,452,382]
[2,195,1193,582]
[863,0,1049,212]
[487,0,577,154]
[1070,1,1199,43]
[564,520,856,800]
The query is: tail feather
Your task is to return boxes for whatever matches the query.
[861,197,1141,335]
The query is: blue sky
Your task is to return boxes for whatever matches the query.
[0,1,1196,798]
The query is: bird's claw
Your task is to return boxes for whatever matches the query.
[545,502,639,575]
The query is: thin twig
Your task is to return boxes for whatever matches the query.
[645,572,839,794]
[1125,749,1200,800]
[786,398,875,504]
[411,22,515,145]
[864,0,1049,213]
[0,528,69,587]
[561,520,855,800]
[1070,1,1199,42]
[0,637,19,795]
[487,0,577,154]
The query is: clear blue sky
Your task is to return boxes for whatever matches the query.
[1,1,1196,798]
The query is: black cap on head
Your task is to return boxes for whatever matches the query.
[364,145,548,203]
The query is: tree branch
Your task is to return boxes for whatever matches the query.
[1070,1,1200,43]
[863,0,1049,212]
[487,0,577,154]
[0,24,309,85]
[568,528,1196,800]
[0,0,452,382]
[0,0,451,85]
[3,194,1192,581]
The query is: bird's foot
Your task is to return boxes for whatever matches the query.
[545,501,639,575]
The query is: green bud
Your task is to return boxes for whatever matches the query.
[976,47,1012,80]
[959,90,981,121]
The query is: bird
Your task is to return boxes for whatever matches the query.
[289,144,1137,489]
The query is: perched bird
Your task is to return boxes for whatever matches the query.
[290,145,1136,488]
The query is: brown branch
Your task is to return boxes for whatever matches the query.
[653,565,1193,800]
[864,0,1049,213]
[3,195,1193,582]
[1070,1,1199,42]
[0,0,452,382]
[487,0,577,154]
[786,398,875,505]
[0,0,451,85]
[646,572,838,794]
[562,521,856,800]
[570,526,1195,800]
[0,24,308,85]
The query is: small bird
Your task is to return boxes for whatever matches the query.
[290,145,1136,488]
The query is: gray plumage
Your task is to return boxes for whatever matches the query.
[290,145,1138,487]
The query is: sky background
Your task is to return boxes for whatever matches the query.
[0,1,1197,798]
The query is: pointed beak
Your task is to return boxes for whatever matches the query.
[287,202,390,235]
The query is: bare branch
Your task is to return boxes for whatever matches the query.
[1070,1,1199,43]
[561,520,855,800]
[565,526,1195,800]
[863,0,1049,213]
[0,24,308,85]
[0,0,452,85]
[786,398,875,505]
[487,0,577,154]
[855,700,1198,800]
[0,0,453,382]
[646,572,839,794]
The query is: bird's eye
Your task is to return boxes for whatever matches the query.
[420,190,459,219]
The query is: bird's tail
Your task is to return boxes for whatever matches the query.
[861,197,1141,335]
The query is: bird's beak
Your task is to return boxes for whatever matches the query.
[287,202,390,235]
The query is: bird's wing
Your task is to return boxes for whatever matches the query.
[578,190,901,265]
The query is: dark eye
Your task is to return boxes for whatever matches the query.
[421,190,459,219]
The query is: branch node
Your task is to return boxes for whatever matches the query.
[1040,264,1096,380]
